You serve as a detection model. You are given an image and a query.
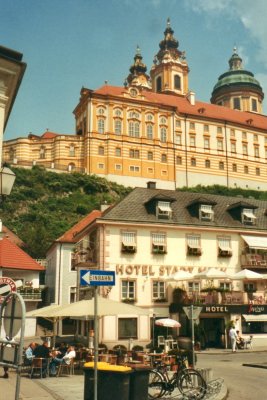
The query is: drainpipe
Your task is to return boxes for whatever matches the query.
[184,115,188,187]
[172,110,177,189]
[224,121,229,189]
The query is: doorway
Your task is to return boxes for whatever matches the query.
[200,318,225,348]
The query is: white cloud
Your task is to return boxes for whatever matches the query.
[186,0,267,113]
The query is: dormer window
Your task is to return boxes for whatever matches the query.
[218,237,232,257]
[151,232,167,254]
[200,205,214,221]
[156,201,172,219]
[121,231,136,253]
[242,208,256,225]
[187,235,202,256]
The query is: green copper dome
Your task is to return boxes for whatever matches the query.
[211,48,263,97]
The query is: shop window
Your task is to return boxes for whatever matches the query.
[118,318,137,339]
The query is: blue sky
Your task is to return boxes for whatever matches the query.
[2,0,267,140]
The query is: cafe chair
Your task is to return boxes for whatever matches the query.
[57,358,75,376]
[30,358,45,379]
[244,335,253,349]
[157,336,165,348]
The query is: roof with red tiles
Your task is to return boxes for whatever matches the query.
[41,131,60,139]
[57,210,102,243]
[94,85,267,131]
[2,225,24,247]
[0,237,45,271]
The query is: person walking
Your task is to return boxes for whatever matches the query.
[229,326,238,352]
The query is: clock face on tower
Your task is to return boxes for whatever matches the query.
[130,88,138,97]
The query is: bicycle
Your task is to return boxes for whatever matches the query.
[148,354,207,399]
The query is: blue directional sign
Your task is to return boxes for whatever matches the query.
[80,270,115,286]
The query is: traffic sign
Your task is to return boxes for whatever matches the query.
[80,270,115,286]
[183,305,202,320]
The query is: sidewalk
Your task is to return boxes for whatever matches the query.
[3,369,226,400]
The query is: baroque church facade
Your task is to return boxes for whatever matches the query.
[3,19,267,190]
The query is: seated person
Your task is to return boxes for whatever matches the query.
[236,331,245,349]
[33,340,51,377]
[56,342,68,359]
[49,346,76,376]
[24,342,36,365]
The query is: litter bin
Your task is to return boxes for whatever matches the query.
[128,365,151,400]
[84,362,132,400]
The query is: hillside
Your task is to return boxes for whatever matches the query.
[2,165,267,258]
[0,165,132,258]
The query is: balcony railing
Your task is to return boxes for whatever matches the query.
[188,290,266,305]
[17,287,42,301]
[241,253,267,269]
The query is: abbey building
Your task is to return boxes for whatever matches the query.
[3,19,267,190]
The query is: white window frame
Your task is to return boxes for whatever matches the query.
[156,201,172,219]
[199,204,214,221]
[152,281,166,300]
[121,280,136,300]
[151,232,167,254]
[242,208,256,225]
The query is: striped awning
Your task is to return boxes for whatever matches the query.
[242,314,267,322]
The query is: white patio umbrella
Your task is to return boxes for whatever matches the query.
[165,271,194,281]
[26,297,152,319]
[230,269,263,280]
[155,318,181,328]
[194,268,231,279]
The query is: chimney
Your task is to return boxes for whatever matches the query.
[186,90,195,106]
[147,181,156,189]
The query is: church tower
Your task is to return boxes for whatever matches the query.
[150,18,189,96]
[126,45,150,89]
[211,47,264,114]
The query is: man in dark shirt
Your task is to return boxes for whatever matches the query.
[33,341,51,377]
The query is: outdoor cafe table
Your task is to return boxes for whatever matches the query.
[147,353,164,366]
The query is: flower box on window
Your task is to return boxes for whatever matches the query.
[121,244,136,253]
[122,298,136,304]
[152,245,167,254]
[218,248,232,257]
[187,246,202,256]
[153,298,167,303]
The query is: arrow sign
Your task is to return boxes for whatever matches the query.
[80,270,115,286]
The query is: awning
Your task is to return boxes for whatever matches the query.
[242,314,267,322]
[241,235,267,250]
[243,211,256,219]
[158,204,172,212]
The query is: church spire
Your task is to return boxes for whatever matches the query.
[228,47,243,70]
[126,45,150,88]
[150,18,189,96]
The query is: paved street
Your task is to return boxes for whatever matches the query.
[2,349,267,400]
[197,350,267,400]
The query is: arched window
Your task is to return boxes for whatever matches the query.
[39,146,46,159]
[98,146,104,155]
[160,127,167,143]
[128,110,140,138]
[161,154,167,163]
[9,147,16,161]
[114,119,122,134]
[174,74,181,90]
[156,76,162,92]
[98,118,105,133]
[69,144,75,157]
[146,124,153,139]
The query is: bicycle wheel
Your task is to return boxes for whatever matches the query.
[177,369,207,399]
[148,370,165,399]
